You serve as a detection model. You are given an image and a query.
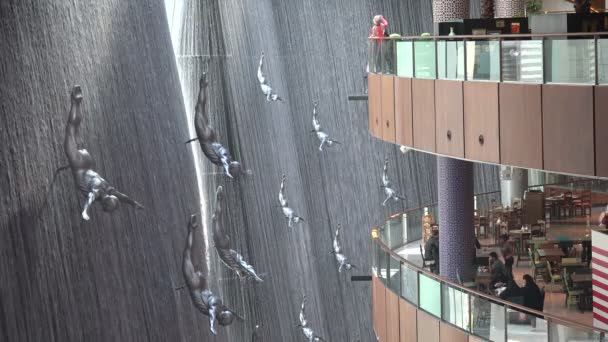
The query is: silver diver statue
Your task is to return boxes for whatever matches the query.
[212,186,263,282]
[64,85,144,220]
[279,174,304,227]
[331,224,357,272]
[297,294,326,342]
[311,101,341,152]
[187,66,243,178]
[182,214,243,335]
[257,51,282,102]
[381,158,405,206]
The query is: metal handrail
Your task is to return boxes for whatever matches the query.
[373,206,608,336]
[369,31,608,41]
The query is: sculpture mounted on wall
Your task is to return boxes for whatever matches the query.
[212,186,263,282]
[380,158,405,206]
[297,294,326,342]
[64,85,144,220]
[182,214,244,335]
[278,174,304,227]
[187,65,244,179]
[331,224,357,272]
[311,101,341,152]
[257,52,282,102]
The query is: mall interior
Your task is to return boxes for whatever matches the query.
[1,0,608,341]
[370,0,608,342]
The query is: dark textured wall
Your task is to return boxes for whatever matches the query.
[167,1,498,341]
[0,1,214,341]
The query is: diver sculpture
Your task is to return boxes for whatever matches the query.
[381,158,405,206]
[279,174,304,227]
[297,294,326,342]
[212,186,263,282]
[311,101,341,152]
[188,66,243,178]
[257,52,282,102]
[64,85,144,220]
[331,224,356,272]
[183,214,243,335]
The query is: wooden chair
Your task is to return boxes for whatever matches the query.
[530,248,547,282]
[563,273,584,308]
[546,260,562,290]
[560,191,574,218]
[561,257,578,265]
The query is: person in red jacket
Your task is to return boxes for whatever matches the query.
[369,15,388,38]
[368,15,389,74]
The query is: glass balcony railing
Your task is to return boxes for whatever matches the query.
[372,180,608,341]
[369,33,608,85]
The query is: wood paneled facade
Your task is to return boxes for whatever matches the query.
[369,73,605,178]
[372,275,485,342]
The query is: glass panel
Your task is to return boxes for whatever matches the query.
[466,40,500,81]
[396,41,413,77]
[544,38,595,84]
[501,40,543,83]
[369,39,382,73]
[381,40,396,75]
[471,295,505,342]
[506,306,548,342]
[388,255,401,293]
[384,215,405,249]
[599,39,608,84]
[549,321,602,342]
[438,40,464,80]
[419,273,441,317]
[442,284,470,331]
[414,40,437,79]
[378,246,388,284]
[401,262,418,305]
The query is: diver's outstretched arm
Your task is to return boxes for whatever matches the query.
[194,72,213,141]
[208,305,218,335]
[382,159,390,186]
[65,86,85,168]
[279,174,288,207]
[257,52,265,84]
[81,189,98,221]
[212,186,224,222]
[183,215,204,289]
[111,189,144,209]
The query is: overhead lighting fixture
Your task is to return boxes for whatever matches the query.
[371,229,380,239]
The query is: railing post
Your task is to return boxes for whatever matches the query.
[463,38,468,81]
[595,35,599,85]
[499,38,504,82]
[542,36,546,84]
[412,39,416,78]
[435,38,439,80]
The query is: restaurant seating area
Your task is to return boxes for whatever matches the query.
[392,182,608,328]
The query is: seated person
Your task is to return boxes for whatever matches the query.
[499,236,514,279]
[424,230,439,274]
[489,252,509,289]
[498,279,521,301]
[521,274,543,312]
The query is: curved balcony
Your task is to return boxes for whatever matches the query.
[367,33,608,178]
[371,182,608,342]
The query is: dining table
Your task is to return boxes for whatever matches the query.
[570,273,593,283]
[537,248,565,263]
[509,229,532,259]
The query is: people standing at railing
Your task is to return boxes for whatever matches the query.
[424,230,439,274]
[368,15,388,73]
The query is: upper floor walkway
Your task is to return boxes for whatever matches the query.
[367,33,608,179]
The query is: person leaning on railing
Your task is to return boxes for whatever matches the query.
[368,15,388,73]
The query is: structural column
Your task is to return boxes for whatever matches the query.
[432,0,470,22]
[500,166,528,207]
[495,0,525,18]
[438,156,475,282]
